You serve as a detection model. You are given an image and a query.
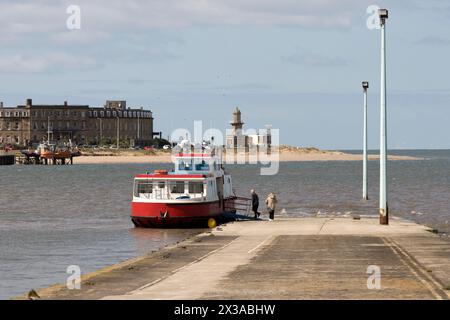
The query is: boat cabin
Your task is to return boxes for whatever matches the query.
[133,154,233,202]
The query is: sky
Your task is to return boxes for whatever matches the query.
[0,0,449,149]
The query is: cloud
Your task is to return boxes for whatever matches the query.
[0,52,97,73]
[0,0,373,75]
[0,0,362,43]
[51,30,111,44]
[79,0,358,29]
[0,0,364,71]
[0,2,63,43]
[414,36,450,46]
[282,53,349,67]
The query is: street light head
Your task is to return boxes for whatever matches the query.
[362,81,369,90]
[378,8,388,21]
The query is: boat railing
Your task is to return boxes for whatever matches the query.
[137,189,206,201]
[153,188,166,200]
[225,196,252,216]
[135,180,208,201]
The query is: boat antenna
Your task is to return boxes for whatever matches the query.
[47,116,50,143]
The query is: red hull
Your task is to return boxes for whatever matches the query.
[131,199,236,228]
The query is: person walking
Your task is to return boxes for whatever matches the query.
[250,189,260,219]
[265,193,277,221]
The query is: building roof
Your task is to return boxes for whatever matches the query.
[17,104,89,109]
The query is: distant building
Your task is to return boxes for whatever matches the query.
[225,107,271,151]
[0,99,155,146]
[226,107,247,149]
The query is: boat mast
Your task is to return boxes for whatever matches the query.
[47,116,51,143]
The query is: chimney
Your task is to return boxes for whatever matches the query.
[64,101,68,107]
[0,102,3,108]
[26,99,32,108]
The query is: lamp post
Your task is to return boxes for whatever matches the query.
[379,8,389,225]
[137,112,140,140]
[47,116,52,143]
[97,117,102,145]
[362,81,369,200]
[116,116,120,149]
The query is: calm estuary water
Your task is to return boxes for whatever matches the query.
[0,149,449,299]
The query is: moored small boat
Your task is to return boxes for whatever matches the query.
[36,143,55,159]
[131,148,238,228]
[33,140,81,161]
[20,149,39,158]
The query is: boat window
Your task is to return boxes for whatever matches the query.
[170,181,185,194]
[135,181,153,196]
[195,160,209,171]
[158,181,165,189]
[188,181,203,194]
[178,160,192,171]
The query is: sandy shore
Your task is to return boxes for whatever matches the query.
[74,151,419,164]
[76,154,171,164]
[278,151,418,162]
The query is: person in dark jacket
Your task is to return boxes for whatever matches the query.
[251,189,260,219]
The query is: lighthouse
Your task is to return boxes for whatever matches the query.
[230,107,244,135]
[226,107,246,152]
[226,107,272,154]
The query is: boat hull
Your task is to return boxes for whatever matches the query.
[40,151,55,159]
[131,199,236,228]
[54,151,72,159]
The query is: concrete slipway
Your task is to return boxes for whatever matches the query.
[18,217,450,300]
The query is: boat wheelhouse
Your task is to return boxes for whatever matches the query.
[131,152,237,227]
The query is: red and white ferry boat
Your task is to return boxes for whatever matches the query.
[131,149,237,227]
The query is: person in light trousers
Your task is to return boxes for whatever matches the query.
[265,193,277,221]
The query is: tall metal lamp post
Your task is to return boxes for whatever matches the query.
[379,8,389,225]
[362,81,369,200]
